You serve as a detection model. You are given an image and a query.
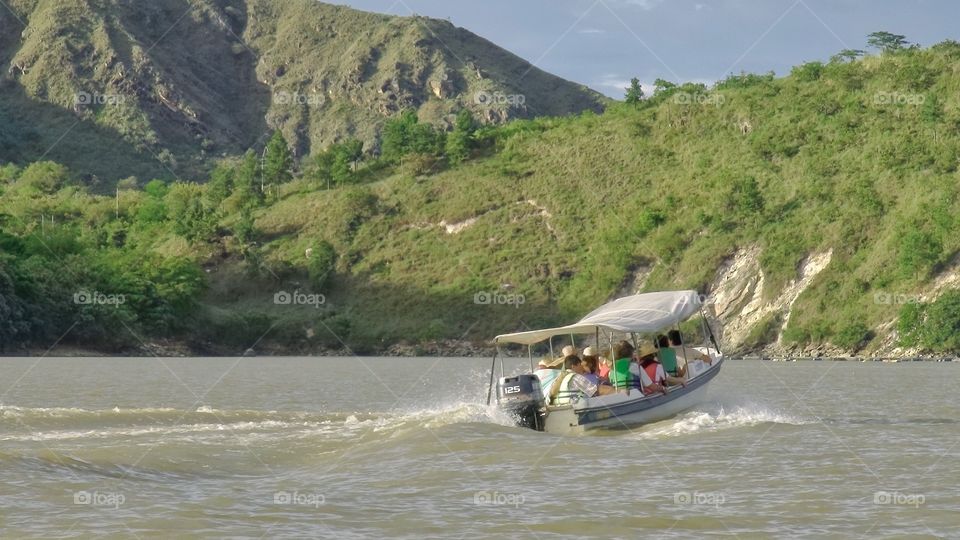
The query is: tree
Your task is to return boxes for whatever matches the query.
[331,139,363,185]
[307,240,337,291]
[312,139,364,188]
[0,261,31,350]
[381,110,442,162]
[205,162,235,207]
[445,109,478,163]
[625,78,644,105]
[830,49,866,63]
[136,179,169,224]
[867,31,909,53]
[262,131,293,197]
[16,161,70,194]
[653,78,677,96]
[165,182,217,242]
[234,150,264,207]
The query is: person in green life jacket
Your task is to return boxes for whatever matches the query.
[610,341,665,394]
[656,334,680,376]
[667,329,711,378]
[549,355,616,405]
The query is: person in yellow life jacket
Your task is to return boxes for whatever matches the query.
[549,355,616,405]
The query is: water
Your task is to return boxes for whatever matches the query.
[1,357,957,538]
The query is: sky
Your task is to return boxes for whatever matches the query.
[329,0,959,98]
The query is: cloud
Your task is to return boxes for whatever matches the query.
[594,75,652,97]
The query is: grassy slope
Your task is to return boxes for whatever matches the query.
[224,45,960,353]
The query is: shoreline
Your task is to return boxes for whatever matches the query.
[5,342,956,362]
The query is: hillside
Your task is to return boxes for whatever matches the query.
[2,42,960,357]
[0,0,605,185]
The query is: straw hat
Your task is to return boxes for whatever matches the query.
[539,355,566,368]
[582,346,597,357]
[637,342,659,359]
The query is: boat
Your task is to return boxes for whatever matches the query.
[485,290,724,434]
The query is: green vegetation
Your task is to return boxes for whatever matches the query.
[898,291,960,353]
[2,36,960,355]
[0,0,605,186]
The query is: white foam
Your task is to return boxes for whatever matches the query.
[630,405,813,440]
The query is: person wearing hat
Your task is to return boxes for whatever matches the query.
[636,342,685,392]
[534,354,567,401]
[581,347,604,385]
[611,340,675,395]
[549,355,616,405]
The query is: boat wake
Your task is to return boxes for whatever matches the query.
[628,404,814,440]
[0,402,513,444]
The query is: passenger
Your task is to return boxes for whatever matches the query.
[533,356,565,401]
[668,329,711,377]
[637,343,685,391]
[595,347,613,383]
[550,355,616,405]
[610,341,637,389]
[580,347,601,385]
[656,334,680,376]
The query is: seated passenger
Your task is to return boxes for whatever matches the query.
[637,343,685,391]
[656,334,679,376]
[550,355,615,405]
[533,356,565,401]
[610,340,639,390]
[668,330,712,377]
[594,347,613,383]
[580,348,601,385]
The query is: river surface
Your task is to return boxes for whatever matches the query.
[0,357,957,539]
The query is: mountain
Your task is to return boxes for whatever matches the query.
[0,0,606,186]
[3,41,960,358]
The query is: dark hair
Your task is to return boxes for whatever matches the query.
[613,340,634,360]
[668,330,683,345]
[657,334,670,348]
[581,356,598,373]
[563,355,582,370]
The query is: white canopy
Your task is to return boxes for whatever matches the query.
[495,290,703,345]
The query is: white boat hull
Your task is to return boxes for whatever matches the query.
[543,356,723,435]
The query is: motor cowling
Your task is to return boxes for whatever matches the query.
[496,374,547,431]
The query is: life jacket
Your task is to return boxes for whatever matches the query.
[642,359,662,384]
[551,372,581,406]
[610,358,634,388]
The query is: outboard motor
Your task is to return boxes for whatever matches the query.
[496,374,547,431]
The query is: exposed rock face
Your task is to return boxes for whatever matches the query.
[707,246,833,355]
